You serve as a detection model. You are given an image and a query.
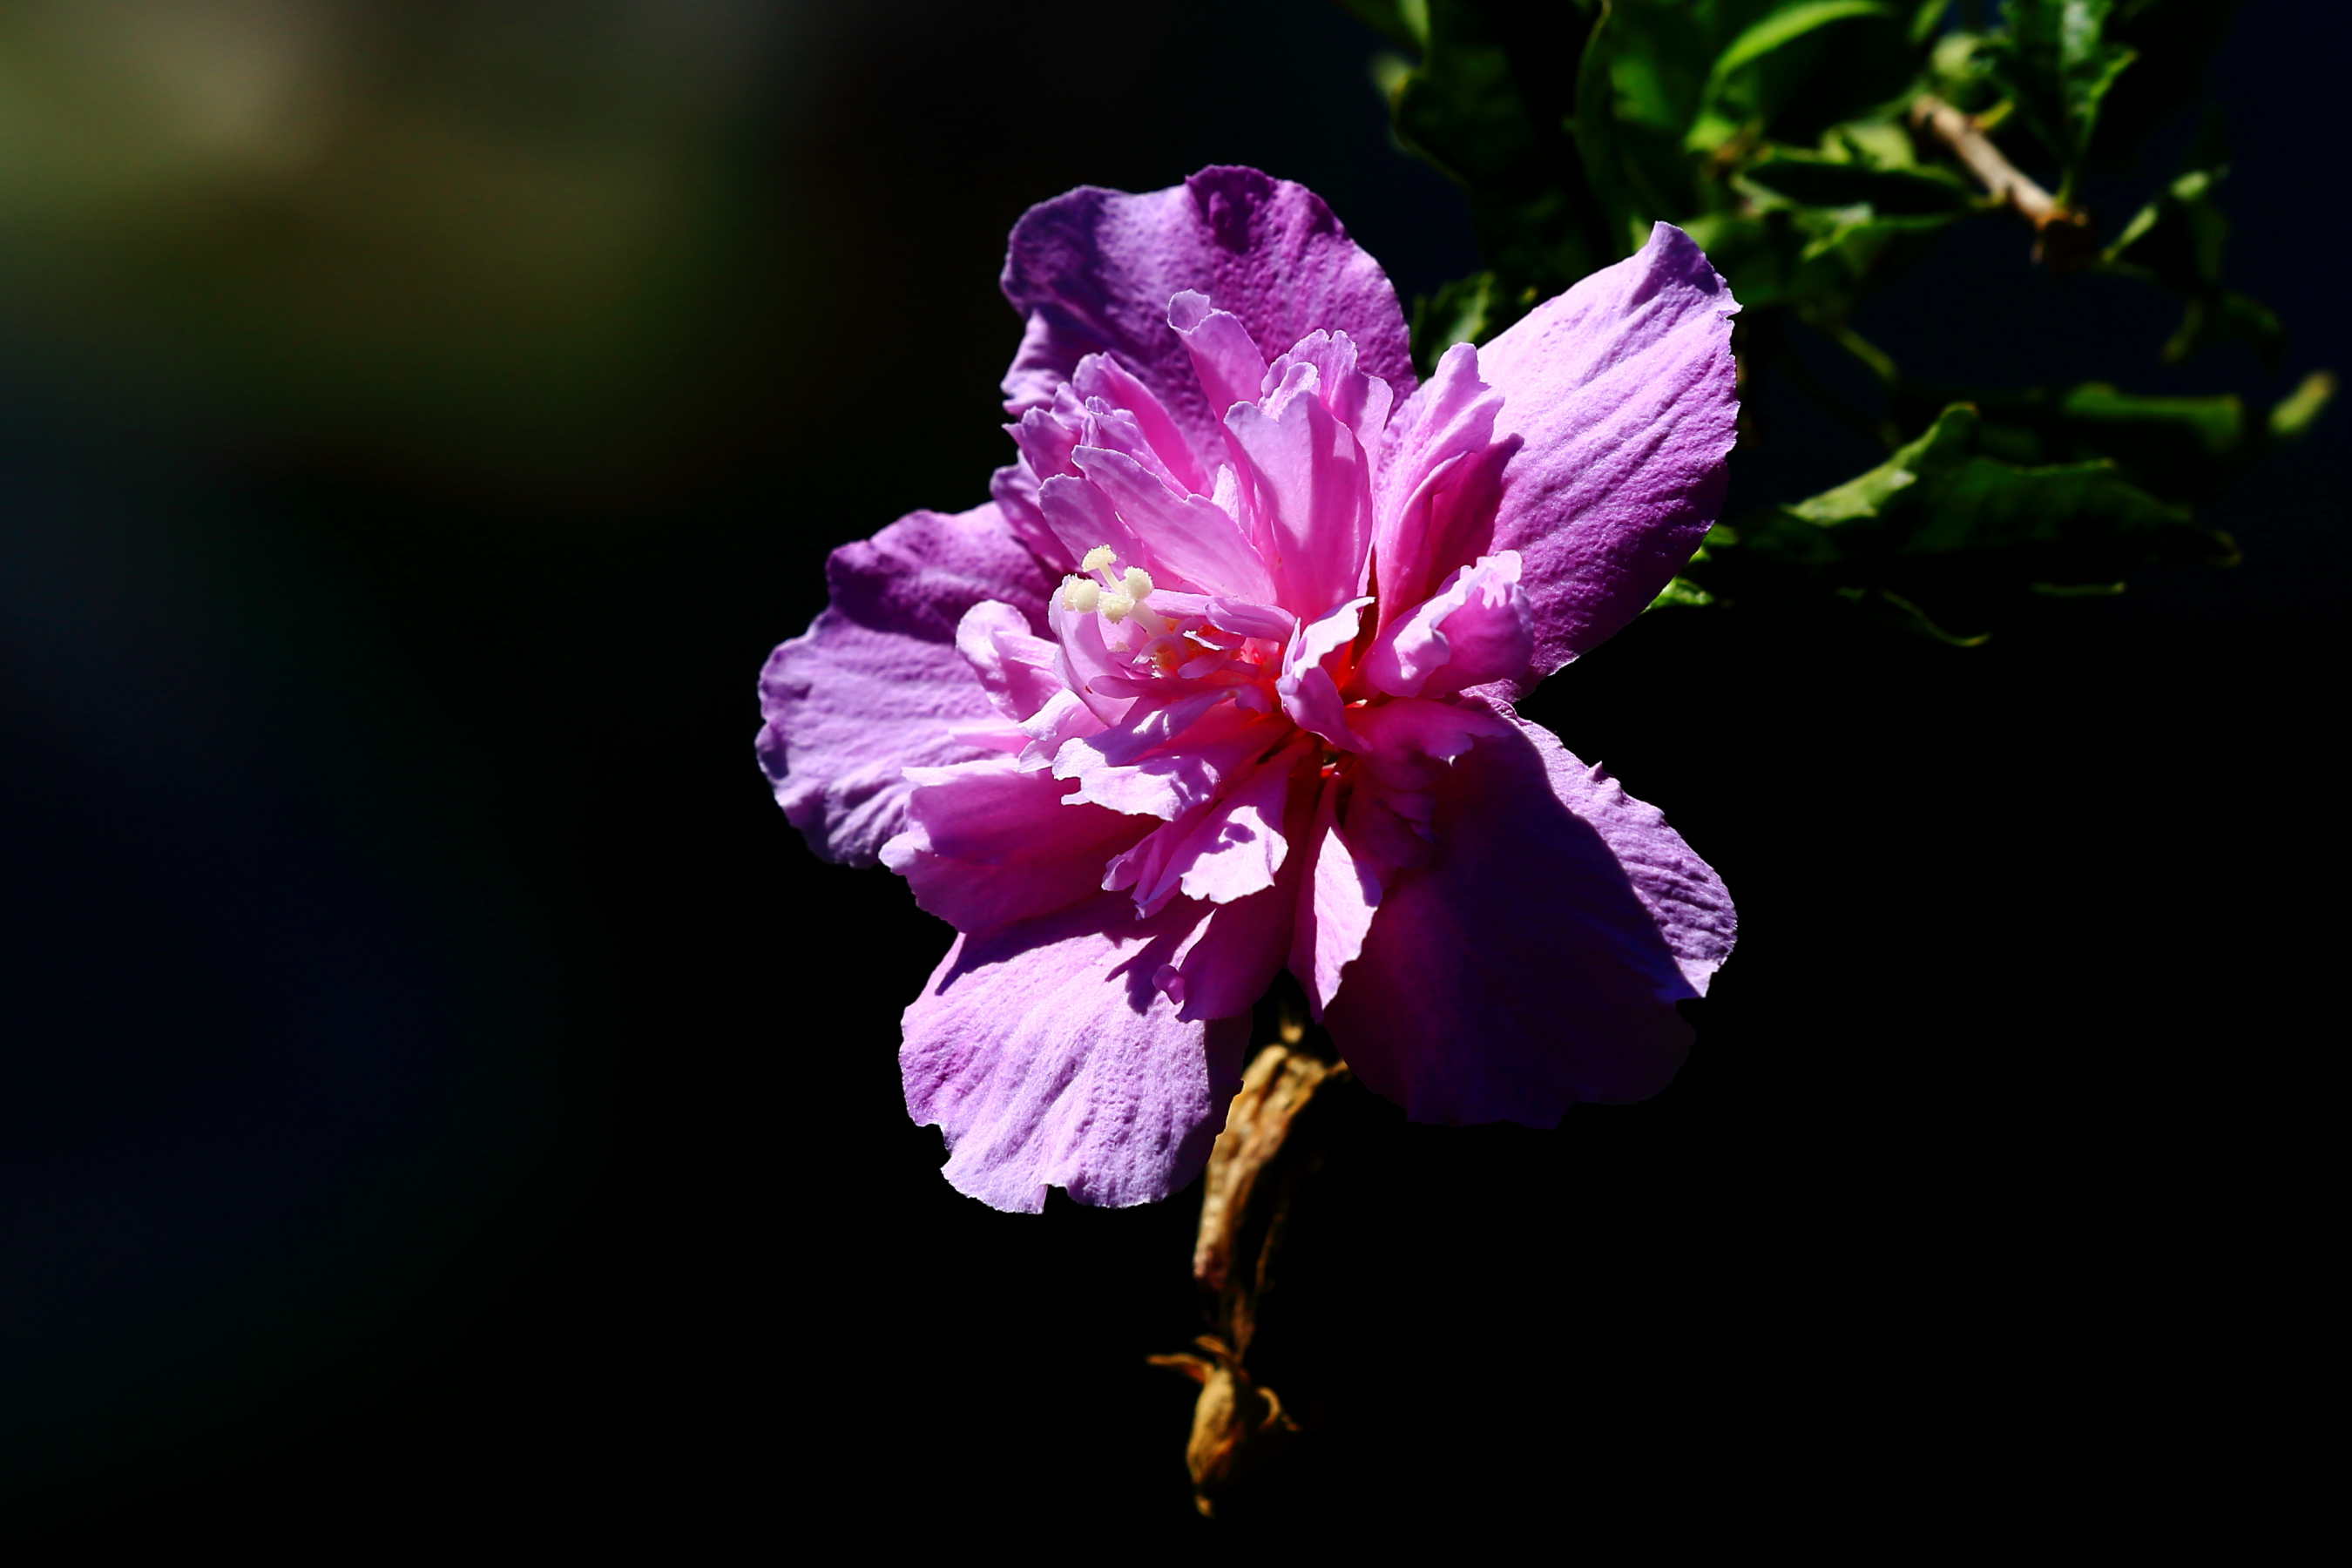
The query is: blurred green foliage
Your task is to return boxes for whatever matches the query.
[0,0,782,490]
[1338,0,2328,640]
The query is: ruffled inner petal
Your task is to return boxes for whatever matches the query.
[1170,733,1310,905]
[1156,767,1316,1022]
[1276,596,1374,749]
[1361,551,1533,700]
[1048,591,1138,725]
[1265,328,1394,449]
[1037,471,1151,580]
[1168,292,1271,426]
[1071,351,1207,495]
[1288,773,1382,1016]
[1056,701,1284,820]
[956,600,1064,721]
[1370,341,1511,629]
[1068,446,1274,602]
[1224,371,1374,620]
[882,759,1152,932]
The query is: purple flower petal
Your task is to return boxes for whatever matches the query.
[1071,352,1206,495]
[1224,369,1375,619]
[1057,701,1283,821]
[902,893,1254,1211]
[1322,702,1734,1125]
[1001,166,1414,463]
[1156,769,1316,1022]
[1289,773,1382,1016]
[758,502,1054,865]
[881,759,1152,932]
[1168,293,1271,429]
[767,177,1744,1213]
[1362,551,1534,700]
[1370,341,1511,632]
[987,461,1071,575]
[1275,596,1374,750]
[1266,330,1396,447]
[955,601,1064,721]
[1474,223,1740,691]
[1168,734,1308,905]
[1067,446,1273,602]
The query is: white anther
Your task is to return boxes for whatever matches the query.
[1099,592,1134,624]
[1081,544,1118,573]
[1122,566,1155,600]
[1063,578,1100,613]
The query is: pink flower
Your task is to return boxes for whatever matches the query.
[760,168,1739,1212]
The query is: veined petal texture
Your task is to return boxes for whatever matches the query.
[1477,223,1740,692]
[759,503,1055,865]
[1001,166,1413,466]
[902,894,1252,1212]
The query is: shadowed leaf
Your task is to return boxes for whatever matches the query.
[1686,403,2236,639]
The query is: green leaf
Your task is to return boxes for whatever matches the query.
[1646,575,1718,611]
[1682,402,2234,639]
[1576,0,1721,233]
[1740,151,1976,214]
[1795,207,1963,266]
[2100,164,2284,364]
[1883,373,2338,504]
[1708,1,1896,88]
[1601,1,1711,134]
[1909,0,1957,46]
[1386,0,1612,305]
[1679,206,1908,313]
[1688,0,1913,152]
[2048,381,2240,457]
[1346,0,2288,647]
[1984,0,2137,194]
[2268,370,2336,443]
[1788,405,1976,525]
[1572,0,1651,257]
[1828,118,1924,168]
[1835,585,1994,644]
[2160,293,2282,366]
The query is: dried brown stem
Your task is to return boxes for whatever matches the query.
[1146,1336,1301,1517]
[1153,1037,1349,1517]
[1911,93,2097,270]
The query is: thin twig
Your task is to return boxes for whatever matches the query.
[1911,93,2097,269]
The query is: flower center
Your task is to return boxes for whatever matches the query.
[1058,544,1280,695]
[1060,544,1160,623]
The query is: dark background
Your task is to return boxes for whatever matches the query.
[2,1,2335,1553]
